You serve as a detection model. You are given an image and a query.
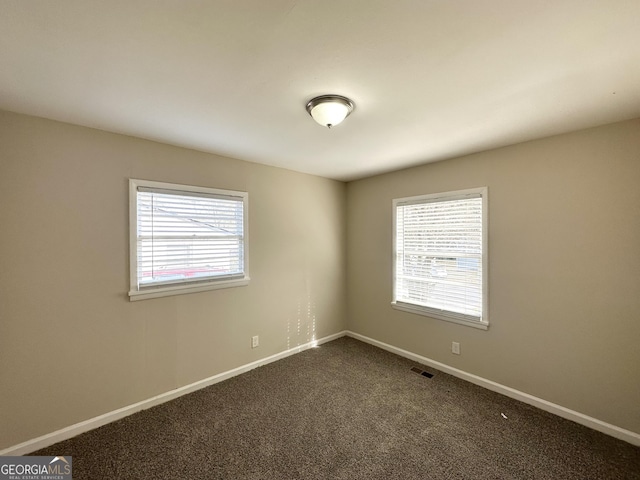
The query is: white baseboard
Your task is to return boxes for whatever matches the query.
[4,328,638,455]
[345,330,640,447]
[0,330,347,456]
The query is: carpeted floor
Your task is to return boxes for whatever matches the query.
[33,337,640,479]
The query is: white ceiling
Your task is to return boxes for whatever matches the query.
[1,1,639,181]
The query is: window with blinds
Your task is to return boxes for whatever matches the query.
[392,187,488,329]
[129,179,249,301]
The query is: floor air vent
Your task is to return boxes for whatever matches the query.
[411,366,434,378]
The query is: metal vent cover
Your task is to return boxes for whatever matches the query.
[411,366,434,378]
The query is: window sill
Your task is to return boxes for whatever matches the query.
[129,277,250,301]
[391,301,489,330]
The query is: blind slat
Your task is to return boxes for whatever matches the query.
[395,194,484,321]
[136,188,245,288]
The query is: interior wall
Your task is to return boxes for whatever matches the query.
[2,109,638,451]
[347,118,640,435]
[0,110,347,450]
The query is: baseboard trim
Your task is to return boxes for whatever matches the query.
[5,329,638,454]
[0,330,347,456]
[345,330,640,447]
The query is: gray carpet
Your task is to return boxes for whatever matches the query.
[33,337,640,479]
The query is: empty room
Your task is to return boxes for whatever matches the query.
[1,1,639,479]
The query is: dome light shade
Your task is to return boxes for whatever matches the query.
[306,95,355,128]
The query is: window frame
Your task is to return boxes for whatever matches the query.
[128,178,249,301]
[391,187,489,330]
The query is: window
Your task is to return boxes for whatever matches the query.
[392,187,488,329]
[129,179,249,301]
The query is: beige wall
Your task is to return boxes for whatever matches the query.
[0,110,347,449]
[347,118,640,434]
[2,109,639,450]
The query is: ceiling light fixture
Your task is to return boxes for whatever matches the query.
[306,95,355,128]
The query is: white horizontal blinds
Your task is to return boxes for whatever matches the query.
[136,187,245,288]
[396,194,483,320]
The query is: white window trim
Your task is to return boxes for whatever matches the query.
[391,187,489,330]
[128,179,250,302]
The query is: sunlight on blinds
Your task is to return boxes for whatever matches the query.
[395,195,483,320]
[137,188,245,288]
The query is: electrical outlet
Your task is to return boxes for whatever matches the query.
[251,335,259,348]
[452,341,460,355]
